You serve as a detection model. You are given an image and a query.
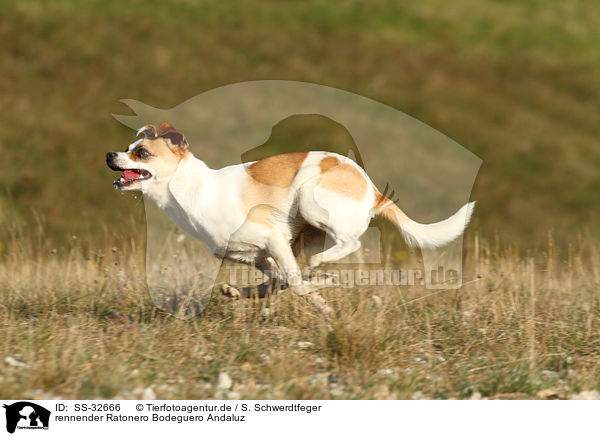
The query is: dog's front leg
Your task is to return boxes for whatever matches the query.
[266,233,320,295]
[220,256,282,299]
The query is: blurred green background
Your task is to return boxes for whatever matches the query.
[1,0,598,247]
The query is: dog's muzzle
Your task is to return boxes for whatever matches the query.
[106,152,152,189]
[106,152,122,171]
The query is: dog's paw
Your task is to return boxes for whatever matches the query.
[220,283,241,300]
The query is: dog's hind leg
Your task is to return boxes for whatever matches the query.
[308,237,361,268]
[265,232,304,288]
[297,193,370,269]
[295,169,373,270]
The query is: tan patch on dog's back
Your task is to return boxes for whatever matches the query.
[319,156,339,172]
[247,152,308,188]
[317,155,367,201]
[243,152,308,215]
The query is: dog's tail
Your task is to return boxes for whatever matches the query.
[374,193,475,249]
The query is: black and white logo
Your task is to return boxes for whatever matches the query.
[3,402,50,434]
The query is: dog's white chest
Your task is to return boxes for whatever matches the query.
[163,198,220,251]
[144,160,253,255]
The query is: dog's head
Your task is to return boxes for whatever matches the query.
[106,122,189,191]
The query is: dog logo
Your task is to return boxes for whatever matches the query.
[3,402,50,434]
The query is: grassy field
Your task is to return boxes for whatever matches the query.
[2,221,599,400]
[1,0,599,400]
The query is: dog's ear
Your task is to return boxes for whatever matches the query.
[157,122,176,136]
[135,124,158,138]
[161,129,188,152]
[157,122,188,151]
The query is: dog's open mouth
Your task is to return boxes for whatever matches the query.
[114,169,152,188]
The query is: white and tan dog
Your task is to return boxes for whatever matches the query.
[106,122,474,295]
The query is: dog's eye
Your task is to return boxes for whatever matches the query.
[137,148,151,159]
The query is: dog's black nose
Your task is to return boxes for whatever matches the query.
[106,152,120,170]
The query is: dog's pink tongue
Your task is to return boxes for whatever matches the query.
[123,170,139,182]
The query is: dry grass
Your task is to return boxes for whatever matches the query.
[1,224,599,400]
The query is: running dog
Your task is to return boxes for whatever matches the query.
[106,122,474,296]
